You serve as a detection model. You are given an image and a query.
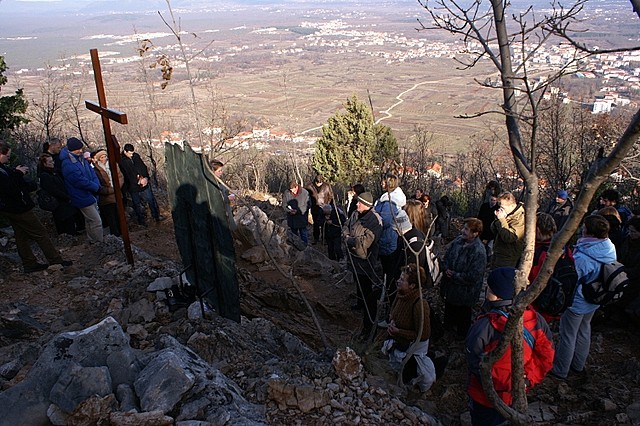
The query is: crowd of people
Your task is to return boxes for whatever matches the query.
[280,174,639,424]
[0,137,166,273]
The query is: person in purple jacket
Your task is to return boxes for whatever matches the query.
[60,137,103,243]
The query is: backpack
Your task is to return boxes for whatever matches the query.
[581,260,629,306]
[425,239,442,287]
[470,309,554,406]
[533,247,578,316]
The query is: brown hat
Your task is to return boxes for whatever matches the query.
[94,149,107,160]
[357,192,374,208]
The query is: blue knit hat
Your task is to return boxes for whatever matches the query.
[487,267,516,300]
[67,137,83,151]
[557,190,568,200]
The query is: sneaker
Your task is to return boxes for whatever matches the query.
[155,215,167,222]
[24,263,49,273]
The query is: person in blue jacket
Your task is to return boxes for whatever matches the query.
[60,137,103,243]
[552,214,616,379]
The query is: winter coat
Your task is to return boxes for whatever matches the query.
[570,237,617,315]
[378,187,407,208]
[397,227,427,270]
[389,286,430,350]
[441,236,487,307]
[119,152,150,193]
[38,168,77,221]
[0,163,36,214]
[466,301,554,407]
[305,181,333,209]
[282,187,309,230]
[477,201,498,242]
[60,147,100,209]
[491,203,525,268]
[94,163,124,206]
[345,208,382,277]
[374,200,401,256]
[547,198,573,230]
[322,205,346,240]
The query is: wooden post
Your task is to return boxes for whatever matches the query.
[85,48,134,265]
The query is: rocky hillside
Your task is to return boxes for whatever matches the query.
[1,201,640,425]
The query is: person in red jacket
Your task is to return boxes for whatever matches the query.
[466,267,554,426]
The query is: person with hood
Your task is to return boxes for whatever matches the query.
[321,203,345,261]
[491,191,525,268]
[546,189,573,231]
[375,173,406,290]
[552,214,616,380]
[440,217,487,338]
[466,267,554,425]
[92,149,124,237]
[0,142,71,272]
[60,137,103,243]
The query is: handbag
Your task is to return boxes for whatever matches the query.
[37,189,60,212]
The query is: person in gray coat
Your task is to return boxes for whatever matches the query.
[440,217,487,338]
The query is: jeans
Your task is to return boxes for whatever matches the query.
[552,308,595,377]
[2,209,64,267]
[470,398,506,426]
[130,185,160,224]
[291,226,308,245]
[80,203,104,243]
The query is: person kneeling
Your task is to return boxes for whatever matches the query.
[381,263,436,392]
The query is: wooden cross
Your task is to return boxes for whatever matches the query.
[85,48,134,265]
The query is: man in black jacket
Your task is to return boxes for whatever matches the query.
[0,142,70,273]
[119,144,165,226]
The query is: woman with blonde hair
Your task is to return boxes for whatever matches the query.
[404,199,428,237]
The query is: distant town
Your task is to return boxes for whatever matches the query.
[2,1,639,150]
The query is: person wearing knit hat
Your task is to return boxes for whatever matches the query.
[357,192,374,208]
[466,265,555,425]
[487,266,517,300]
[60,137,104,243]
[66,137,83,152]
[344,188,383,335]
[546,189,573,231]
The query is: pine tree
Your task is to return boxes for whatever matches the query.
[312,94,398,185]
[0,56,28,134]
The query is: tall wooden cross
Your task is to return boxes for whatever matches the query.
[85,48,134,265]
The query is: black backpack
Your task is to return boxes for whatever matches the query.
[533,247,579,316]
[581,259,629,306]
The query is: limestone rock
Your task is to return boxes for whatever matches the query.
[50,365,112,413]
[332,347,363,382]
[110,410,174,426]
[66,394,118,426]
[134,350,196,413]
